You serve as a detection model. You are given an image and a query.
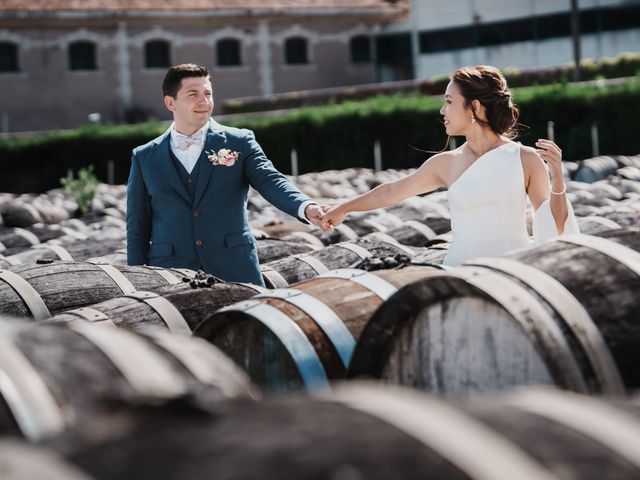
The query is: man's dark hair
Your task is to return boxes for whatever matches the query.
[162,63,210,98]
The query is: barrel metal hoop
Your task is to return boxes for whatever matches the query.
[0,269,50,320]
[145,331,252,397]
[580,216,621,230]
[559,234,640,277]
[219,300,329,390]
[506,390,640,469]
[334,223,358,240]
[41,244,74,262]
[336,242,371,260]
[124,291,191,335]
[143,266,180,285]
[466,257,625,395]
[457,266,589,393]
[365,232,416,256]
[326,385,557,480]
[0,336,65,440]
[261,266,289,288]
[87,261,136,294]
[231,282,270,294]
[294,254,328,274]
[66,320,187,397]
[0,440,95,480]
[285,231,325,249]
[0,254,20,266]
[319,268,398,301]
[64,307,116,327]
[172,268,196,280]
[403,220,436,239]
[59,226,89,240]
[362,219,388,232]
[13,228,40,246]
[254,288,356,368]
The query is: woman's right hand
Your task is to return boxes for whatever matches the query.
[321,205,346,231]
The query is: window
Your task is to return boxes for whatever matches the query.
[350,35,372,64]
[145,40,170,68]
[376,33,412,64]
[217,38,241,66]
[284,37,308,65]
[0,42,19,72]
[69,41,97,71]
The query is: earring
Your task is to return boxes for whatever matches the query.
[471,114,476,124]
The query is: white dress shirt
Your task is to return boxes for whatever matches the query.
[169,122,208,174]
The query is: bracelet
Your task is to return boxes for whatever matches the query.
[550,184,567,195]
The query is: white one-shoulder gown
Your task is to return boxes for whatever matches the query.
[443,141,579,266]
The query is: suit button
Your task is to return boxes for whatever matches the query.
[195,240,203,246]
[193,211,199,217]
[187,178,193,184]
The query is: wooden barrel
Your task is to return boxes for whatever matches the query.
[348,229,640,396]
[255,237,318,263]
[574,156,621,183]
[195,265,441,392]
[0,226,41,254]
[577,215,622,234]
[35,384,640,480]
[0,439,96,480]
[50,281,265,334]
[260,232,416,288]
[0,238,124,268]
[0,316,255,441]
[385,220,438,246]
[0,261,196,320]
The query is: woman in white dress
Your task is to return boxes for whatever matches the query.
[320,65,579,266]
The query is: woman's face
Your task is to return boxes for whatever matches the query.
[440,81,471,136]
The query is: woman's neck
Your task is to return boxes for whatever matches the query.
[464,129,503,158]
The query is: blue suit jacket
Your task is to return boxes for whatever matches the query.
[126,119,309,286]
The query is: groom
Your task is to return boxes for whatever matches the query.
[126,63,327,286]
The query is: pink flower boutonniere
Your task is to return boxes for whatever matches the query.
[207,148,239,167]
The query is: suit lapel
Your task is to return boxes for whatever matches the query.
[193,121,226,207]
[156,134,192,204]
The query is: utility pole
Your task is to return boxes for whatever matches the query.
[570,0,582,81]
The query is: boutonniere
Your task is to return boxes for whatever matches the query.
[207,148,239,167]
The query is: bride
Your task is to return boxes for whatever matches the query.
[320,65,579,266]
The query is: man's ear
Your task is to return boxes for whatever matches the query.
[164,95,176,112]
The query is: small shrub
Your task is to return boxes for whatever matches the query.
[60,165,100,214]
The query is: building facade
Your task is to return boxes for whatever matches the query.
[378,0,640,81]
[0,0,407,132]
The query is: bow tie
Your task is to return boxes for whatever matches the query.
[175,130,204,151]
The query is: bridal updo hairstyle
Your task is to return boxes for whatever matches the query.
[451,65,520,138]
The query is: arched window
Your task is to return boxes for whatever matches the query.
[145,40,170,68]
[284,37,308,65]
[350,35,372,64]
[68,41,97,71]
[0,42,19,72]
[217,38,241,66]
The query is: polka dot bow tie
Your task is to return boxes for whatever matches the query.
[175,130,205,150]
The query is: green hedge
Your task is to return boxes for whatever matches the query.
[224,52,640,114]
[1,78,639,193]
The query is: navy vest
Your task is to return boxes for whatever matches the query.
[169,147,203,203]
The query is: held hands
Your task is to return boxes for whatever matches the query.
[304,203,345,232]
[304,203,332,230]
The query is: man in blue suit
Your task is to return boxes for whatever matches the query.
[126,63,327,286]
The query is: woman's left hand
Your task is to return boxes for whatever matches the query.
[535,139,563,175]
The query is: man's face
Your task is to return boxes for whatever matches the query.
[164,76,214,133]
